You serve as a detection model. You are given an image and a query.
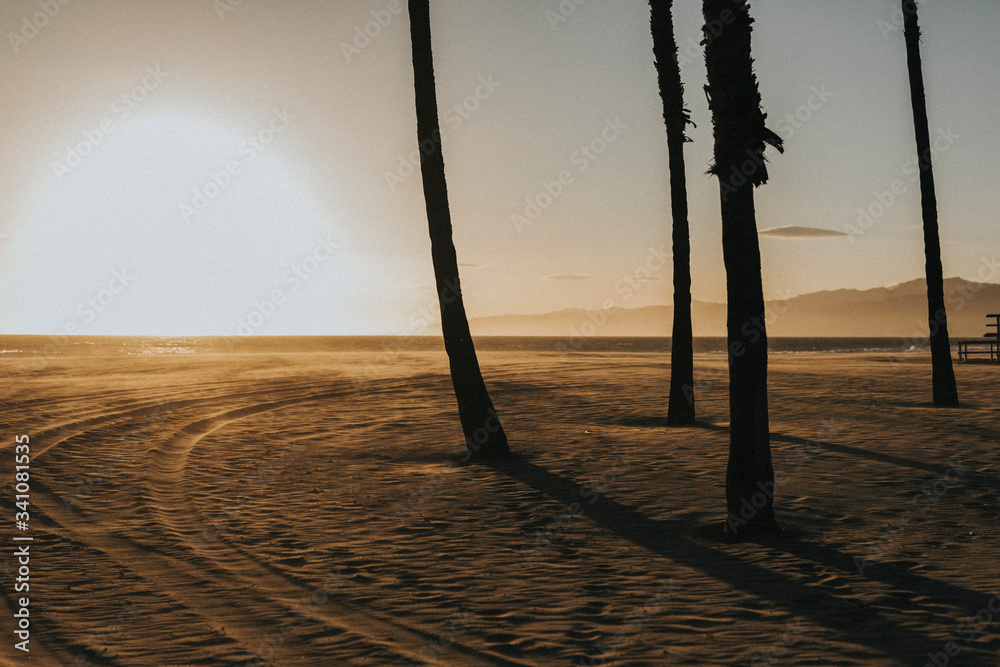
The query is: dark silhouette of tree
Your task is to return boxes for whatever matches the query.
[703,0,782,536]
[649,0,696,426]
[902,0,960,408]
[407,0,510,459]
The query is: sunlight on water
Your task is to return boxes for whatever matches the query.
[0,335,935,359]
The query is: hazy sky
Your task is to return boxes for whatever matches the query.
[1,0,997,336]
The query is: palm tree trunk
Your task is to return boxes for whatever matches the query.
[901,0,960,408]
[649,0,696,426]
[703,0,781,536]
[407,0,510,459]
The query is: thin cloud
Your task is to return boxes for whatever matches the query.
[544,274,592,281]
[758,225,849,239]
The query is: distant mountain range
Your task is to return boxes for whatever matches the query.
[463,278,1000,338]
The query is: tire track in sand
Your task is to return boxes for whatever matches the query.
[9,377,329,460]
[142,389,534,667]
[28,480,357,666]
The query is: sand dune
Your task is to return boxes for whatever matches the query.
[1,347,999,665]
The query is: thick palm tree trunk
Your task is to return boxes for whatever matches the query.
[703,0,781,536]
[902,0,960,408]
[649,0,696,426]
[407,0,510,459]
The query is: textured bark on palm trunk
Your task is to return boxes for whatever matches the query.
[408,0,510,459]
[703,0,780,536]
[902,0,960,408]
[720,183,776,535]
[649,0,696,426]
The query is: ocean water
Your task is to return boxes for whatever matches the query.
[0,335,935,358]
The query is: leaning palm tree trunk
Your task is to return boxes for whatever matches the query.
[649,0,696,426]
[703,0,782,536]
[902,0,960,407]
[407,0,510,459]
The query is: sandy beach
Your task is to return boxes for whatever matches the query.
[1,344,998,665]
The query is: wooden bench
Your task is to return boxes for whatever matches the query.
[957,314,999,363]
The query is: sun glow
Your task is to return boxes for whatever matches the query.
[2,114,350,336]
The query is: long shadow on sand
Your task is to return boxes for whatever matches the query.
[486,456,993,664]
[693,422,1000,490]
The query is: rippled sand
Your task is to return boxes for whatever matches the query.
[1,347,998,665]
